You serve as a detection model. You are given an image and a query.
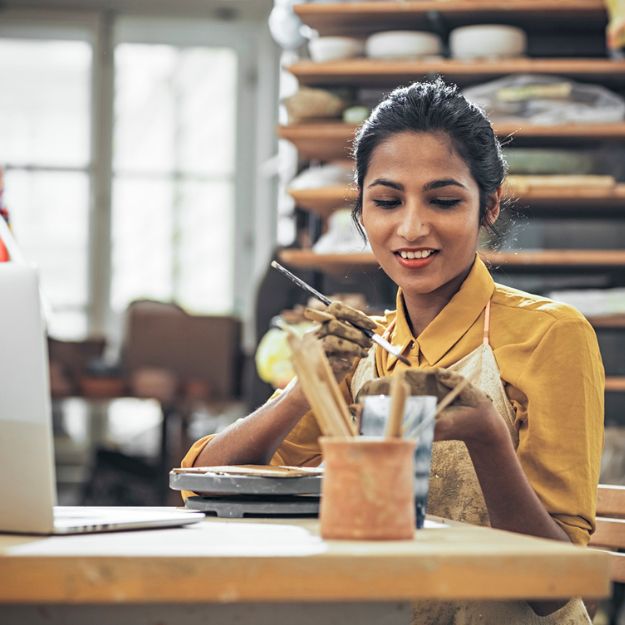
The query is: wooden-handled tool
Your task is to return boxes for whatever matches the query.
[385,373,409,438]
[271,261,410,366]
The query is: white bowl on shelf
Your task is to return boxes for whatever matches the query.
[308,36,365,62]
[450,25,527,60]
[366,31,442,60]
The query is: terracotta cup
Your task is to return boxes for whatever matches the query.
[319,437,416,540]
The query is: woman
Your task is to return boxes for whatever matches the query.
[182,79,604,624]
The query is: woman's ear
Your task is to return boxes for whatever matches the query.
[483,187,502,227]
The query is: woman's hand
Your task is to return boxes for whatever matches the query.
[432,369,509,448]
[358,368,510,447]
[304,302,376,381]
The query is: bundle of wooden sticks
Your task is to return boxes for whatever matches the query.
[287,332,356,437]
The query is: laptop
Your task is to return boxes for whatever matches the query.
[0,262,204,534]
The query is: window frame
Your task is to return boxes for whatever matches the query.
[0,7,278,345]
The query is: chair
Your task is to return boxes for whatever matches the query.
[590,485,625,582]
[119,300,243,496]
[48,337,107,398]
[121,299,242,402]
[588,485,625,624]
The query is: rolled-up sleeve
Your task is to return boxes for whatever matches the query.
[515,316,604,545]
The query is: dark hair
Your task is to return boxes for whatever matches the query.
[352,78,507,240]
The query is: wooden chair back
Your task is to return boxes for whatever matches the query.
[589,484,625,583]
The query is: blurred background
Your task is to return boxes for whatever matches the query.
[1,0,625,538]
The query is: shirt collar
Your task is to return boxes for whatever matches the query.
[384,254,494,369]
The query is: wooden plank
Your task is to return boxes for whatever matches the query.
[278,123,625,160]
[295,1,606,35]
[288,184,625,217]
[288,186,357,217]
[610,552,625,584]
[0,518,610,602]
[606,378,625,392]
[279,249,625,271]
[587,315,625,328]
[288,59,625,88]
[596,484,625,517]
[590,517,625,549]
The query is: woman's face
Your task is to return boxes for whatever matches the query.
[361,131,496,297]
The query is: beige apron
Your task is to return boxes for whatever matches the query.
[351,301,591,625]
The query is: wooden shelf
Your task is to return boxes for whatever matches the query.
[288,59,625,88]
[289,185,356,217]
[588,315,625,328]
[279,249,625,272]
[295,1,606,35]
[279,123,625,160]
[606,377,625,392]
[288,185,625,217]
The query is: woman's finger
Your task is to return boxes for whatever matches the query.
[320,334,369,357]
[317,319,372,348]
[327,301,377,330]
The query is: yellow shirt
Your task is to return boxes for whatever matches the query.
[182,256,604,545]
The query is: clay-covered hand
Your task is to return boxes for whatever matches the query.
[304,302,376,380]
[434,370,509,448]
[358,368,508,447]
[357,368,487,407]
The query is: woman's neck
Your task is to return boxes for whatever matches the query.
[402,263,473,337]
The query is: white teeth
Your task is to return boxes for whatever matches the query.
[399,249,435,260]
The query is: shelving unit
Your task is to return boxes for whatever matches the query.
[276,0,625,420]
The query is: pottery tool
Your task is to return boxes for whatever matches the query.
[271,260,410,366]
[385,373,409,438]
[285,328,355,438]
[409,375,473,440]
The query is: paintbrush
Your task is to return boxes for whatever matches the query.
[271,260,410,366]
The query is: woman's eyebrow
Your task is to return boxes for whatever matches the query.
[367,178,403,191]
[423,178,467,191]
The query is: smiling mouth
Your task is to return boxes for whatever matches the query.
[395,248,439,260]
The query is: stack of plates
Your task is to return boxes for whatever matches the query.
[170,466,322,518]
[366,31,442,60]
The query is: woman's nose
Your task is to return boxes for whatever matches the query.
[396,206,429,241]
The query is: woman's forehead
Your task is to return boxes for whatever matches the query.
[365,131,472,182]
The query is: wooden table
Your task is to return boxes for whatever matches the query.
[0,514,610,625]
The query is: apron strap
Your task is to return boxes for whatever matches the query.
[483,299,491,346]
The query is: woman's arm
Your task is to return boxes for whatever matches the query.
[436,401,570,542]
[193,381,310,466]
[436,402,570,616]
[193,301,376,467]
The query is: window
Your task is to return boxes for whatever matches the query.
[0,37,92,338]
[0,11,274,342]
[111,43,237,315]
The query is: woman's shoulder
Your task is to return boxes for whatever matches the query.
[492,281,590,328]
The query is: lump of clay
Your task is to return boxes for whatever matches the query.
[357,368,488,408]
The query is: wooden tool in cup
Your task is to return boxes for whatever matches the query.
[384,373,410,438]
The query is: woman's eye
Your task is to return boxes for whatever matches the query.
[431,198,461,208]
[373,198,400,209]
